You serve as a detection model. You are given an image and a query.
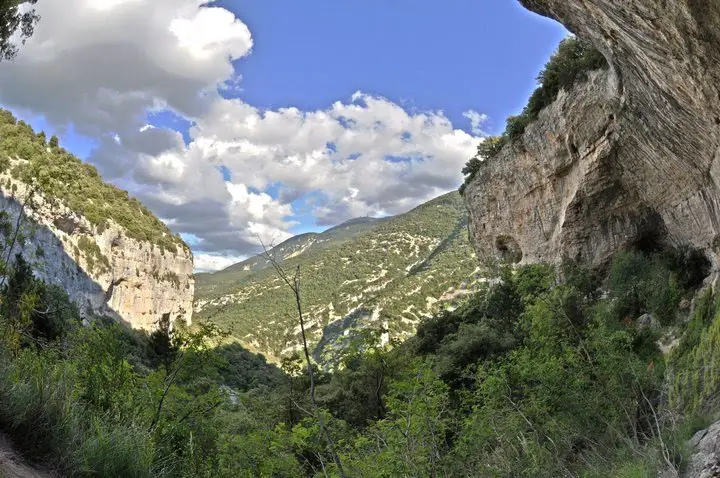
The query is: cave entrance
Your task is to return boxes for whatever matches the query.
[495,235,523,264]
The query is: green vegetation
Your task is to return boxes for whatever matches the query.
[78,235,111,275]
[161,271,181,287]
[669,288,720,414]
[0,0,39,61]
[0,109,186,253]
[195,192,481,361]
[0,224,717,476]
[460,37,608,194]
[0,253,287,476]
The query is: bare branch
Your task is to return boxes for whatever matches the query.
[259,237,347,477]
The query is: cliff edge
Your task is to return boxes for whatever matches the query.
[465,0,720,267]
[0,111,194,330]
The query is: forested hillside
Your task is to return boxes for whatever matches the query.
[0,241,715,476]
[195,192,483,362]
[0,110,186,253]
[197,216,385,292]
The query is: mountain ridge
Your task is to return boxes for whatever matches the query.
[194,191,484,362]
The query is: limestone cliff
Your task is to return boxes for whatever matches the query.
[465,0,720,267]
[0,173,194,331]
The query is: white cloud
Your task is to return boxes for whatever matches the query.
[463,110,489,136]
[0,0,483,264]
[170,7,252,61]
[0,0,253,137]
[194,253,247,273]
[185,93,480,225]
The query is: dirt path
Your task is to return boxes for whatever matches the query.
[0,434,51,478]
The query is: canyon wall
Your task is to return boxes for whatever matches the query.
[466,0,720,267]
[0,174,194,330]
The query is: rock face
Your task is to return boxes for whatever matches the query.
[0,176,194,330]
[685,421,720,477]
[636,313,660,330]
[465,0,720,267]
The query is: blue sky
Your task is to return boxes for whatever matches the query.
[220,0,566,134]
[0,0,567,270]
[163,0,564,235]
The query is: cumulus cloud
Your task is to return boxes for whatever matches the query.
[463,110,489,136]
[0,0,253,137]
[0,0,482,267]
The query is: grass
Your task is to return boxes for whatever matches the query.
[0,347,155,476]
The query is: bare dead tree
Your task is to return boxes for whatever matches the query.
[260,238,347,478]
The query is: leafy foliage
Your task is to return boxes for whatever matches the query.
[608,248,708,324]
[0,238,714,476]
[77,235,111,274]
[0,0,39,61]
[669,290,720,414]
[0,253,81,351]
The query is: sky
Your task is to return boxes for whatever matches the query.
[0,0,566,272]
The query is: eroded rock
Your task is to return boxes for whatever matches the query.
[685,421,720,477]
[466,0,720,268]
[637,313,660,330]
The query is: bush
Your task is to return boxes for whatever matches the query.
[607,250,692,324]
[669,290,720,413]
[0,245,713,477]
[0,344,156,475]
[0,253,81,347]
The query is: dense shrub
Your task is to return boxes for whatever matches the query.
[77,236,111,275]
[607,249,705,324]
[669,290,720,413]
[0,253,81,349]
[0,245,712,476]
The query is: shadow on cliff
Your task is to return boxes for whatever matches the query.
[312,306,375,368]
[408,215,469,276]
[0,193,163,331]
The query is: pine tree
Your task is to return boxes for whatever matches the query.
[0,0,40,61]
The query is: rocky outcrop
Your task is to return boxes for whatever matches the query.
[466,0,720,267]
[684,421,720,477]
[0,175,194,330]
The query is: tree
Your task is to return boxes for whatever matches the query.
[352,359,451,477]
[147,321,227,434]
[323,328,391,427]
[261,240,347,477]
[149,312,179,374]
[0,252,37,351]
[0,0,39,61]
